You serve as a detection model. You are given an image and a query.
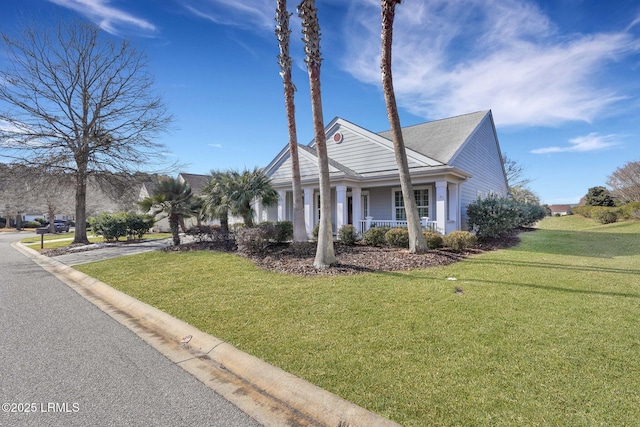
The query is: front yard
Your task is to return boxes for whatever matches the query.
[75,216,640,426]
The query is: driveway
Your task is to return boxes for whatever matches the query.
[45,237,174,266]
[0,231,260,427]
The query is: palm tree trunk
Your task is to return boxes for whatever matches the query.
[220,211,229,234]
[169,214,180,245]
[299,0,336,268]
[381,0,428,253]
[277,0,307,242]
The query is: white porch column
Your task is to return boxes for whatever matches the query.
[253,197,262,224]
[303,187,313,236]
[436,181,447,235]
[447,183,459,234]
[336,185,347,231]
[351,186,362,228]
[277,190,286,222]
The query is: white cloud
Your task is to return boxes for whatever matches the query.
[182,0,274,32]
[531,133,621,154]
[208,143,223,148]
[341,0,639,127]
[47,0,156,35]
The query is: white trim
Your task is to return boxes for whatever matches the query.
[391,186,431,221]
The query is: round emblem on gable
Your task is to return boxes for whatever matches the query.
[333,132,343,143]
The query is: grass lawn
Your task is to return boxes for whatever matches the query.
[75,216,640,426]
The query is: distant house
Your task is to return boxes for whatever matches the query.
[259,110,509,236]
[139,172,240,232]
[549,204,573,216]
[177,173,209,197]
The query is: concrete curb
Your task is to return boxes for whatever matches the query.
[13,242,400,427]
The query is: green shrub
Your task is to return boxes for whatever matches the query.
[125,213,154,240]
[363,226,389,246]
[275,221,293,243]
[312,223,320,241]
[619,202,640,220]
[467,195,545,240]
[90,212,153,242]
[186,224,229,242]
[234,221,295,254]
[518,203,547,227]
[590,206,618,224]
[338,224,359,246]
[235,226,270,254]
[423,231,443,249]
[22,221,42,228]
[571,205,592,218]
[385,227,410,248]
[443,231,478,251]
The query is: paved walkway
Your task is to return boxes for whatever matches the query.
[47,238,174,266]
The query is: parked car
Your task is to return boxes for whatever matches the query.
[53,220,70,233]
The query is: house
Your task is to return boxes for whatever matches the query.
[548,204,573,216]
[139,172,239,232]
[259,110,509,236]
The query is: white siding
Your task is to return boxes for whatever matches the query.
[269,152,319,182]
[325,127,424,174]
[367,186,393,220]
[450,116,508,228]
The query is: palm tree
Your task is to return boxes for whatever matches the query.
[299,0,336,268]
[227,168,278,228]
[139,177,194,246]
[202,170,233,233]
[381,0,428,253]
[276,0,307,242]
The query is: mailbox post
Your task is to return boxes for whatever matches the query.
[36,227,49,249]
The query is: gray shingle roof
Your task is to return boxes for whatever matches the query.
[377,110,489,164]
[178,173,209,196]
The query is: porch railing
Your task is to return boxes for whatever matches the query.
[358,217,442,235]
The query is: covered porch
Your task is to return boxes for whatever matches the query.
[258,179,464,238]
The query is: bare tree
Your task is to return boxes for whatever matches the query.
[502,153,533,190]
[298,0,336,268]
[30,169,75,232]
[0,19,171,244]
[276,0,307,242]
[0,163,54,229]
[607,161,640,203]
[381,0,428,253]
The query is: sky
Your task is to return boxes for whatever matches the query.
[1,0,639,205]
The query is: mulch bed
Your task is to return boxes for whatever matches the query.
[162,230,525,276]
[41,230,527,277]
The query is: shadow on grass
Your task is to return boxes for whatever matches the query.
[511,229,640,258]
[394,267,640,299]
[460,275,639,299]
[465,257,640,276]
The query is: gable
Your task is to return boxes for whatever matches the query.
[264,111,501,184]
[319,119,441,176]
[267,144,351,183]
[449,112,508,196]
[178,173,209,196]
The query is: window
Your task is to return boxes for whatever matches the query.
[394,188,429,220]
[285,191,293,221]
[362,194,369,218]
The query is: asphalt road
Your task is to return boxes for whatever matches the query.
[0,231,261,427]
